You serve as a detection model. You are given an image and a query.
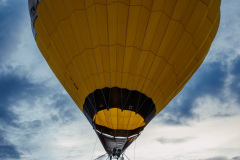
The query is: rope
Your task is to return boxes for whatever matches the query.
[124,154,131,160]
[134,139,137,160]
[91,137,98,160]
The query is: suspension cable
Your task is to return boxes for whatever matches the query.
[91,137,98,160]
[134,139,137,160]
[124,154,131,160]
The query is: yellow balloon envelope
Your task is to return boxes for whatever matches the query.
[29,0,221,157]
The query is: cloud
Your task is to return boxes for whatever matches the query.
[213,112,232,118]
[0,62,83,159]
[158,61,227,125]
[229,56,240,103]
[49,93,78,124]
[0,0,28,62]
[203,156,228,160]
[157,137,194,144]
[207,0,240,64]
[0,69,46,127]
[0,66,79,127]
[201,156,240,160]
[0,70,87,159]
[0,0,7,6]
[0,129,22,159]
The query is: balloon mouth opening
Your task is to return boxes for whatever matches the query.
[93,108,146,130]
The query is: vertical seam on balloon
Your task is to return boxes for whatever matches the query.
[105,2,118,145]
[124,3,143,131]
[114,0,131,136]
[123,1,142,131]
[146,1,181,114]
[61,0,101,122]
[105,0,111,90]
[71,1,106,126]
[170,0,193,78]
[120,0,130,110]
[199,0,208,7]
[144,103,156,125]
[35,1,82,102]
[135,0,168,113]
[83,103,93,123]
[106,3,112,111]
[125,0,154,132]
[104,1,116,146]
[137,0,179,114]
[152,22,184,98]
[130,0,154,90]
[62,0,91,94]
[135,101,153,127]
[68,3,97,104]
[45,0,98,117]
[173,2,220,87]
[35,1,86,111]
[95,2,112,128]
[97,5,115,130]
[84,1,113,129]
[93,2,110,113]
[116,2,119,131]
[139,8,168,91]
[36,35,84,109]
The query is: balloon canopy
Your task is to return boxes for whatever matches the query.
[29,0,221,158]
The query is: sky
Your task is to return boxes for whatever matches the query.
[0,0,240,160]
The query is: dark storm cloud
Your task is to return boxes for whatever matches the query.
[0,0,28,62]
[0,129,22,159]
[160,61,227,125]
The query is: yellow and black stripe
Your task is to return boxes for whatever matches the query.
[29,0,221,157]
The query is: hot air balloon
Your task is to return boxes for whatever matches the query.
[29,0,221,159]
